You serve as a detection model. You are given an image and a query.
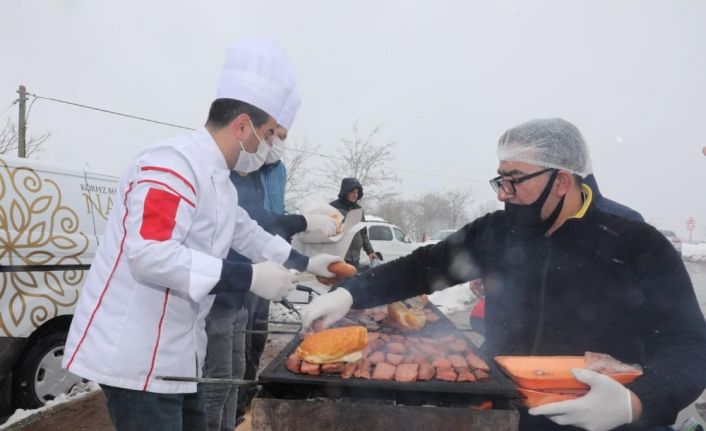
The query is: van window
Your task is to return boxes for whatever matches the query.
[393,227,410,243]
[369,225,392,241]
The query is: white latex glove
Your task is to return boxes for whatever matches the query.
[304,214,338,236]
[249,261,296,302]
[529,368,633,431]
[306,254,343,278]
[301,288,353,329]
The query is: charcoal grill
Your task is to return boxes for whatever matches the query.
[253,303,521,430]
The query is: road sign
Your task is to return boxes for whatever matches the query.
[687,217,696,231]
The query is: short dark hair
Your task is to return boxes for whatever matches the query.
[205,99,270,129]
[573,174,583,186]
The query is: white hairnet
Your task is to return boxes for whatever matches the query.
[497,118,591,177]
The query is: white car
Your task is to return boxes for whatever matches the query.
[421,229,456,246]
[357,220,419,267]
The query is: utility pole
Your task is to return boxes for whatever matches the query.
[17,85,27,158]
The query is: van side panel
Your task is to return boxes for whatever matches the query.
[0,156,118,338]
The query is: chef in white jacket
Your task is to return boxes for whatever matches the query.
[62,38,340,431]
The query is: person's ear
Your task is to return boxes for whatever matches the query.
[229,113,250,140]
[556,171,573,197]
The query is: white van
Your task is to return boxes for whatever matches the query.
[0,155,118,413]
[357,218,420,267]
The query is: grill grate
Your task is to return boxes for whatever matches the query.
[258,304,518,404]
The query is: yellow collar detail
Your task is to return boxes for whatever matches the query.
[569,183,593,220]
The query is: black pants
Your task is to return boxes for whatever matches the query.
[101,384,207,431]
[236,293,269,417]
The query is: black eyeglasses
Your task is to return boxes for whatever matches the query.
[489,168,555,195]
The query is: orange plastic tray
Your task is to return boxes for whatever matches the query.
[517,387,586,408]
[495,355,642,390]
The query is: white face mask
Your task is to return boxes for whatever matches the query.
[234,121,270,173]
[265,136,285,164]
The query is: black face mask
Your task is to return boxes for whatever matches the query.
[504,169,564,232]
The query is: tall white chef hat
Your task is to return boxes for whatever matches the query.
[216,38,296,124]
[277,87,301,130]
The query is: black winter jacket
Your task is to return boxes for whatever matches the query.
[341,188,706,429]
[584,174,645,222]
[330,178,374,264]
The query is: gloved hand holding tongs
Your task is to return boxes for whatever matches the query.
[216,253,343,303]
[274,260,359,330]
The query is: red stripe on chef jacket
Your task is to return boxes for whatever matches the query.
[140,188,181,241]
[137,179,195,208]
[143,288,170,391]
[67,181,135,370]
[141,166,196,196]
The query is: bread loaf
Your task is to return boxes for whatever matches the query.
[297,326,368,364]
[387,301,426,331]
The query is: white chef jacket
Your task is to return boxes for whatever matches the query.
[62,128,292,393]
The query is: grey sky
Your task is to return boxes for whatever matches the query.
[2,0,705,239]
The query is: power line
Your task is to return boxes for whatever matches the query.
[27,92,478,184]
[29,93,195,131]
[0,100,18,117]
[25,96,38,124]
[285,146,480,183]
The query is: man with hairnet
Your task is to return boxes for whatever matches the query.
[62,38,341,431]
[302,118,706,430]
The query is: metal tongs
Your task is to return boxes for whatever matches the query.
[157,287,321,385]
[233,285,318,335]
[156,375,258,385]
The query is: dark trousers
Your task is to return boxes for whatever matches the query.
[101,384,207,431]
[236,293,269,417]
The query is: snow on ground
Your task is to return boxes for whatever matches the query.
[0,381,100,429]
[684,242,706,262]
[428,283,473,314]
[269,302,301,323]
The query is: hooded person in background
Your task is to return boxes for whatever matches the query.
[330,178,377,269]
[61,38,342,431]
[303,118,706,430]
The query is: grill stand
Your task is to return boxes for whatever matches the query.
[251,389,519,431]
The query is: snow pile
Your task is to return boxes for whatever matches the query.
[683,243,706,262]
[0,381,100,429]
[429,283,473,314]
[269,302,301,323]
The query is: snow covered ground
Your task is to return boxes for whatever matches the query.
[684,242,706,262]
[428,283,474,315]
[0,382,100,429]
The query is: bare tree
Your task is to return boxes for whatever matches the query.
[282,137,320,212]
[0,118,48,157]
[316,123,399,203]
[443,188,475,228]
[469,199,502,220]
[374,197,417,240]
[410,192,452,241]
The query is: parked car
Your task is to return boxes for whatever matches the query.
[421,229,456,246]
[357,219,419,267]
[658,229,683,254]
[0,155,117,414]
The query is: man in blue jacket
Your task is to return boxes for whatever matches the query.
[203,88,340,431]
[303,118,706,430]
